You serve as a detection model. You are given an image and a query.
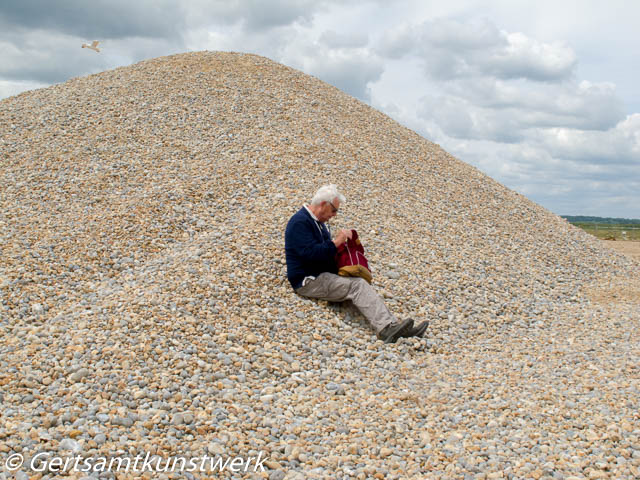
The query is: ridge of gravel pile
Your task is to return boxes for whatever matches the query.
[1,51,639,479]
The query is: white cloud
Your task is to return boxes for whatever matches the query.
[378,18,576,82]
[485,31,576,81]
[289,49,384,101]
[416,78,625,143]
[534,114,640,165]
[186,13,384,102]
[282,39,384,101]
[0,78,48,99]
[440,136,639,216]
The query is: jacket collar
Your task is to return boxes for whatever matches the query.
[303,204,320,222]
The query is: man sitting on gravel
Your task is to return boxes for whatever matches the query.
[284,184,428,343]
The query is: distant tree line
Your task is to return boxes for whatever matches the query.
[562,216,640,225]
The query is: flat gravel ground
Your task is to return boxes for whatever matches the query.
[603,240,640,263]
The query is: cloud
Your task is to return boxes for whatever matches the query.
[319,29,369,49]
[0,78,48,99]
[370,15,637,217]
[378,17,576,82]
[294,49,384,101]
[237,0,323,31]
[417,79,625,143]
[374,17,625,148]
[445,77,623,124]
[182,0,332,33]
[0,32,104,84]
[534,114,640,165]
[0,0,186,39]
[0,0,329,86]
[0,29,182,85]
[484,31,576,82]
[441,136,639,217]
[0,0,192,85]
[187,6,383,102]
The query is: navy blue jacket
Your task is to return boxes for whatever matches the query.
[285,207,337,289]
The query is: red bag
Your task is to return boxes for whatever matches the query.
[335,229,372,284]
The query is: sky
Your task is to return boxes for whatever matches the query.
[1,0,638,218]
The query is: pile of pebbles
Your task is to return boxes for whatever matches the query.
[1,52,639,479]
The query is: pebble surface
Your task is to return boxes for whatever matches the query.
[1,51,639,479]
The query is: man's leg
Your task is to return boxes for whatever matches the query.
[295,272,396,333]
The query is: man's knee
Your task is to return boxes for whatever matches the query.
[322,275,365,301]
[354,276,368,286]
[349,276,371,294]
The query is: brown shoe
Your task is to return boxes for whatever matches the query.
[377,318,414,344]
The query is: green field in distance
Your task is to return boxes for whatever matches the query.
[562,216,640,241]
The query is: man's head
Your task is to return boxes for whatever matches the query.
[309,184,346,222]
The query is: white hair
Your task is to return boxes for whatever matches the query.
[310,184,346,206]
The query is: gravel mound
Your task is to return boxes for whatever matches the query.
[1,51,639,479]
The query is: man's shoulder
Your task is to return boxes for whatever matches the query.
[287,207,310,226]
[285,208,312,240]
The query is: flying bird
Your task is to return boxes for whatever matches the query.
[81,41,100,52]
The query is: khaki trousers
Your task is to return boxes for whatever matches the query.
[295,272,396,333]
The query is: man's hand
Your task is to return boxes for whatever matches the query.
[333,229,353,247]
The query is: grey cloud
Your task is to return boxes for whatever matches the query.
[443,77,624,130]
[0,29,181,84]
[0,0,186,39]
[379,18,501,58]
[418,95,556,144]
[418,95,476,140]
[0,0,331,41]
[0,0,188,85]
[187,0,326,32]
[533,114,640,165]
[421,17,503,51]
[0,31,106,83]
[376,23,417,59]
[480,32,577,82]
[421,102,635,161]
[377,18,576,82]
[319,30,369,49]
[187,10,383,103]
[302,53,385,102]
[444,138,639,217]
[275,19,384,103]
[241,0,321,30]
[529,182,638,217]
[417,77,625,144]
[0,0,331,88]
[523,174,639,217]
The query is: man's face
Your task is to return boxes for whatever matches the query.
[318,198,340,223]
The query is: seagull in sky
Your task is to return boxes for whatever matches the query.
[81,41,100,52]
